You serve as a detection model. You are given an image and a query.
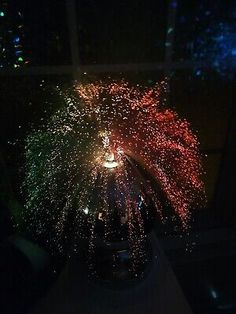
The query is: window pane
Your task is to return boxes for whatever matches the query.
[193,152,234,229]
[0,0,71,67]
[169,74,233,229]
[170,74,232,151]
[202,153,221,206]
[173,0,236,79]
[76,0,167,64]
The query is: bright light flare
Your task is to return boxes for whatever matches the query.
[103,152,119,169]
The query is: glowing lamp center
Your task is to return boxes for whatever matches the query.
[103,153,119,169]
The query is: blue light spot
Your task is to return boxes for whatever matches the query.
[15,50,23,56]
[0,11,5,17]
[210,288,218,299]
[195,70,202,76]
[171,1,177,8]
[13,36,20,44]
[231,48,236,56]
